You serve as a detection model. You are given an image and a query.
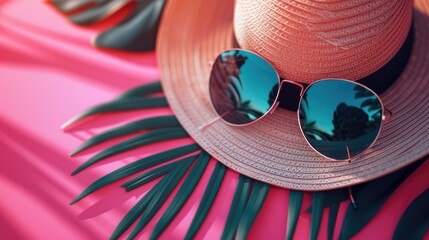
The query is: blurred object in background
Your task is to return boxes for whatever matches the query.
[49,0,167,51]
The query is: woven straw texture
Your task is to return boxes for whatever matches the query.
[234,0,413,83]
[157,0,429,190]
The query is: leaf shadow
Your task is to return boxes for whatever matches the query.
[0,116,103,239]
[0,13,154,91]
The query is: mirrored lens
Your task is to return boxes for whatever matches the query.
[299,80,383,160]
[209,50,279,125]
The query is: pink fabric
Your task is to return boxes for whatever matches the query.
[0,1,428,239]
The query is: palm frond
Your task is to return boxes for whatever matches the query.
[65,81,428,239]
[339,159,424,239]
[62,97,168,129]
[70,144,200,204]
[185,162,227,239]
[50,0,101,13]
[393,188,429,240]
[72,127,189,175]
[115,81,162,99]
[150,151,211,239]
[221,175,253,240]
[121,158,185,191]
[236,181,270,240]
[63,81,165,129]
[94,0,166,51]
[310,192,326,240]
[67,0,134,25]
[71,115,179,156]
[286,190,304,240]
[307,188,347,240]
[126,153,198,239]
[49,0,166,51]
[327,201,340,240]
[110,154,196,239]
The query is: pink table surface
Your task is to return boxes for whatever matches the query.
[1,1,428,239]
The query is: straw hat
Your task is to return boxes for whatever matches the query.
[157,0,429,190]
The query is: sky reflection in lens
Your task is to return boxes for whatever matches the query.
[299,80,383,160]
[209,50,279,125]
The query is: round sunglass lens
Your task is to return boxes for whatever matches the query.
[209,50,279,125]
[299,80,383,160]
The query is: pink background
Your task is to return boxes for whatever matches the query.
[0,1,428,239]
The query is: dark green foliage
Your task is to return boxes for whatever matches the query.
[70,144,200,204]
[50,0,102,13]
[221,176,253,240]
[72,127,189,175]
[71,115,179,156]
[286,190,304,240]
[310,192,326,240]
[150,151,211,239]
[110,185,156,240]
[66,81,429,239]
[236,181,270,240]
[68,0,134,25]
[63,97,168,129]
[185,163,227,239]
[110,154,196,240]
[393,188,429,240]
[115,81,162,99]
[61,82,164,129]
[306,189,347,240]
[51,0,166,51]
[339,159,424,240]
[121,159,185,191]
[126,154,197,239]
[314,188,347,240]
[327,202,340,240]
[94,0,166,52]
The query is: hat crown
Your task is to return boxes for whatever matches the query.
[234,0,413,83]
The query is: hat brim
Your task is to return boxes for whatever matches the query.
[157,0,429,190]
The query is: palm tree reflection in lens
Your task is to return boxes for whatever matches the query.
[209,50,279,125]
[299,80,383,160]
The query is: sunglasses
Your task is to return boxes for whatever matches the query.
[207,49,392,161]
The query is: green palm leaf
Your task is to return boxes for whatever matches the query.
[185,162,227,239]
[72,127,189,175]
[65,81,428,239]
[110,154,196,240]
[94,0,166,52]
[310,192,326,240]
[221,175,253,240]
[110,185,156,240]
[68,0,134,25]
[393,188,429,240]
[71,115,179,156]
[62,97,168,129]
[115,81,162,100]
[236,181,270,240]
[121,158,186,191]
[70,144,200,204]
[50,0,103,13]
[306,188,347,240]
[339,159,424,239]
[328,201,340,240]
[126,153,198,239]
[150,151,211,239]
[286,190,304,240]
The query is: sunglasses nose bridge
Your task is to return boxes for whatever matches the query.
[280,79,305,96]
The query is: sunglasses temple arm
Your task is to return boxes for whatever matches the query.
[348,187,358,209]
[197,115,221,131]
[198,109,234,131]
[382,107,393,122]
